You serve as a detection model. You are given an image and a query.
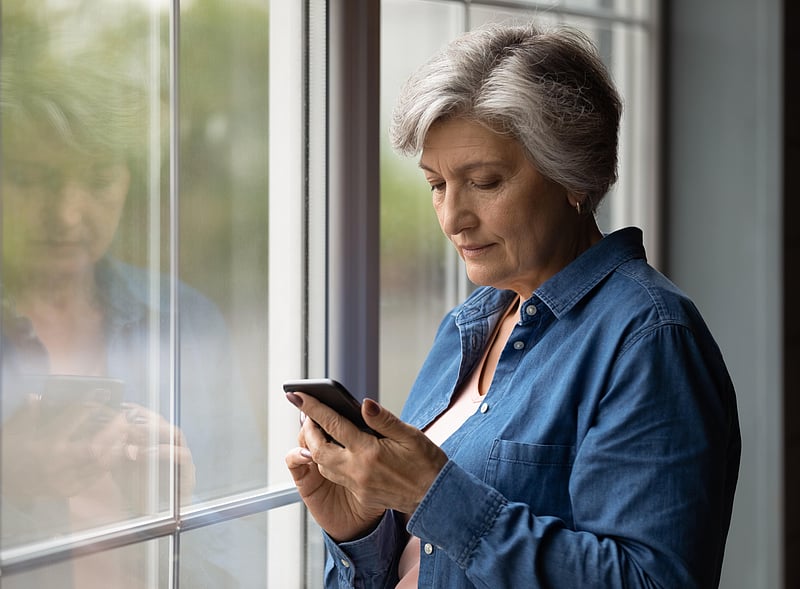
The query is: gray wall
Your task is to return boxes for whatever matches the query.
[667,1,784,587]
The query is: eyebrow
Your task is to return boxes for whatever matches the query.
[417,160,510,174]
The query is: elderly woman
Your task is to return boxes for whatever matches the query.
[286,23,740,588]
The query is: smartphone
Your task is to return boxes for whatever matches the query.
[39,375,125,440]
[282,378,382,442]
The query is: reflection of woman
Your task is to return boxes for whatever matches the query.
[286,24,741,588]
[1,8,263,587]
[1,57,188,589]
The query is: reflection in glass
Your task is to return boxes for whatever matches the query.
[2,538,169,589]
[178,0,270,500]
[1,0,174,558]
[1,0,268,585]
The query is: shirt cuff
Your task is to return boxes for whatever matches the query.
[406,460,507,568]
[322,510,406,583]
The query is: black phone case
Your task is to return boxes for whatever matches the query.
[282,378,382,441]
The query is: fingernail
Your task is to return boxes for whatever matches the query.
[364,398,381,417]
[285,392,303,409]
[300,448,313,459]
[125,444,139,462]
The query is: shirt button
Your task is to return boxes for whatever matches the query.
[513,341,525,350]
[424,543,434,555]
[480,402,489,414]
[525,304,537,316]
[340,558,350,568]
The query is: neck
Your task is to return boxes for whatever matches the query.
[7,268,99,318]
[510,217,604,300]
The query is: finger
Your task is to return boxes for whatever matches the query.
[361,399,415,440]
[285,446,315,470]
[123,406,185,448]
[285,447,326,496]
[291,392,362,448]
[90,411,129,449]
[299,409,336,454]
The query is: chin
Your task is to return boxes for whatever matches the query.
[465,270,495,288]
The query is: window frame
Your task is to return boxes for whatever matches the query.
[0,0,662,584]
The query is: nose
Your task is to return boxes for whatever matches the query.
[51,180,91,228]
[437,184,476,237]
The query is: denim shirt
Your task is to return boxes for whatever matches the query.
[323,227,741,589]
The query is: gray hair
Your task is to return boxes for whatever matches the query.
[389,23,622,209]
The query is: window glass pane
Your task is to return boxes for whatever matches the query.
[1,0,172,549]
[468,5,560,29]
[266,502,307,589]
[2,538,169,589]
[565,0,653,20]
[379,0,465,414]
[178,0,269,502]
[181,512,268,587]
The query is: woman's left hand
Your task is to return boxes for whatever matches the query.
[93,404,196,511]
[291,392,448,517]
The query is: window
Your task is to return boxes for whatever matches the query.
[1,0,305,586]
[379,0,661,411]
[1,0,660,585]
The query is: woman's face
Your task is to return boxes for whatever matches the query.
[420,117,586,297]
[2,131,130,282]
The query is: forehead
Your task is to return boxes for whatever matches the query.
[419,118,525,171]
[3,125,118,170]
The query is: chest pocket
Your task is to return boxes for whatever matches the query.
[484,439,575,526]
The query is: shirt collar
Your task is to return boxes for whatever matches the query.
[534,226,646,318]
[456,227,646,324]
[96,257,150,329]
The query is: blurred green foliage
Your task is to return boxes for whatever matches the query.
[380,149,446,288]
[177,0,270,313]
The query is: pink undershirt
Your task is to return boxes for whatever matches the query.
[395,299,519,588]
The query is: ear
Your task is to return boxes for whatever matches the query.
[566,191,586,211]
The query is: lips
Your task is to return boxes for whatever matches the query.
[30,237,86,247]
[458,243,493,258]
[27,240,89,256]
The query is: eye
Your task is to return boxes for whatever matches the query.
[472,179,500,190]
[6,164,57,190]
[428,181,445,193]
[88,171,118,192]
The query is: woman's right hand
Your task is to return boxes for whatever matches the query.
[1,395,108,500]
[285,391,448,543]
[285,428,386,543]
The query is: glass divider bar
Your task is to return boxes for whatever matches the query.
[0,487,301,576]
[453,0,651,28]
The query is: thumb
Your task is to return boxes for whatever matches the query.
[361,398,409,438]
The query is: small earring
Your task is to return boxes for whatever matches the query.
[575,201,582,215]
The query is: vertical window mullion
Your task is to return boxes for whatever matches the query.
[326,0,381,399]
[169,0,181,585]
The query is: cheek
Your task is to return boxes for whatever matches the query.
[90,201,126,246]
[2,193,41,238]
[432,202,447,232]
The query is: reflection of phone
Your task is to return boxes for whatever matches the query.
[283,378,382,442]
[39,375,124,439]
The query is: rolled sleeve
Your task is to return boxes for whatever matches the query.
[323,510,406,588]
